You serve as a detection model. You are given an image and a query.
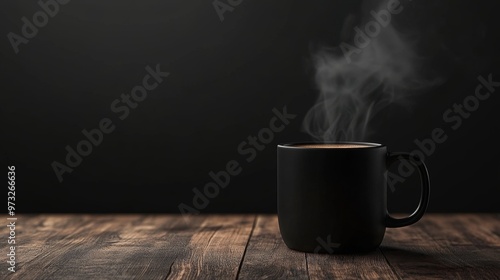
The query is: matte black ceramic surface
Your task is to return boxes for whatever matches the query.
[277,142,430,253]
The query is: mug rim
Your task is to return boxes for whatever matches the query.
[278,141,385,149]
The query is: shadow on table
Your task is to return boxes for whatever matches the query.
[379,245,438,262]
[379,244,500,277]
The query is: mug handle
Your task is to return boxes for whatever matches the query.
[385,152,430,228]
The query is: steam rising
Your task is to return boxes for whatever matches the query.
[303,1,435,142]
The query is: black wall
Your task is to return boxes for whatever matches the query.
[1,0,499,213]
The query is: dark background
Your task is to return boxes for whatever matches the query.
[1,0,499,213]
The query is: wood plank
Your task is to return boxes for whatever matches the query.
[1,214,499,279]
[0,214,234,279]
[306,247,399,279]
[0,215,254,279]
[166,214,255,279]
[2,214,53,267]
[381,214,500,280]
[238,215,309,279]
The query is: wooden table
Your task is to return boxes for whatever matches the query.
[1,214,499,279]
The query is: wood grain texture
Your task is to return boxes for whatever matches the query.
[166,215,255,280]
[381,214,500,280]
[3,214,209,280]
[0,214,498,279]
[306,249,399,279]
[238,215,308,279]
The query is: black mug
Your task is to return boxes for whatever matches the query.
[277,142,430,253]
